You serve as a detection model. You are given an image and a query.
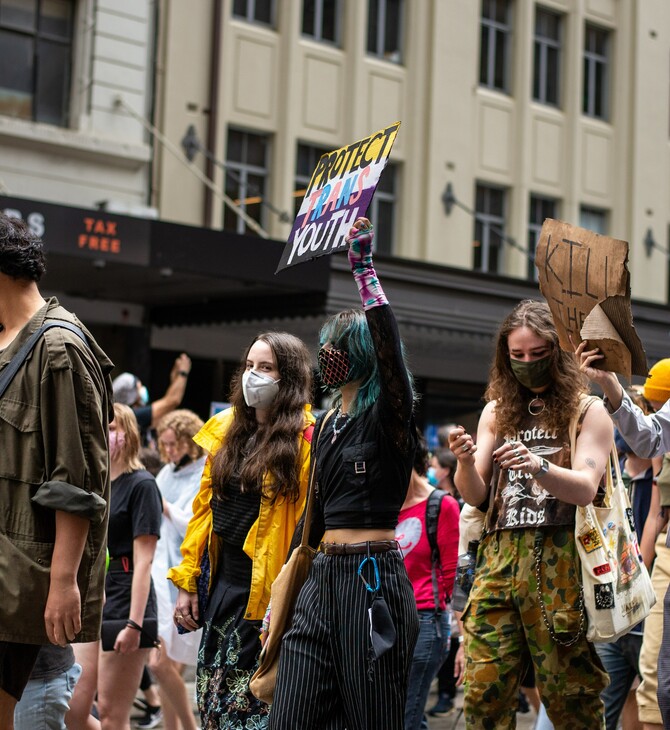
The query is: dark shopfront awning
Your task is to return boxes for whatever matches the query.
[0,195,331,322]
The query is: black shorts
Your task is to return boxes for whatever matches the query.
[0,641,41,701]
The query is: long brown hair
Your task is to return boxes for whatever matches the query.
[210,332,312,502]
[485,300,588,438]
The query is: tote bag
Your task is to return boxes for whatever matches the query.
[575,445,656,643]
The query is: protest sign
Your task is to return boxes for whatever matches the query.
[535,219,647,379]
[276,122,401,272]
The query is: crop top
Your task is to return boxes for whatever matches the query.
[300,304,416,545]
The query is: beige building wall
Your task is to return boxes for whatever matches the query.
[154,0,670,303]
[0,0,155,211]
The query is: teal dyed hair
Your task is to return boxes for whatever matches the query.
[319,308,415,417]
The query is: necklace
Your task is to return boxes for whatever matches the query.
[331,407,350,444]
[528,397,546,416]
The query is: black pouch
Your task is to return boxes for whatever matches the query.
[368,594,396,660]
[101,618,160,651]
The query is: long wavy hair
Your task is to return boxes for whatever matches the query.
[210,332,312,503]
[319,308,414,417]
[486,300,587,438]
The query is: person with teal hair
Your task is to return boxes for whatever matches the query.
[269,217,419,730]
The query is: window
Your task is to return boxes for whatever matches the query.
[294,142,331,217]
[367,163,397,255]
[232,0,274,27]
[224,129,270,235]
[583,24,609,119]
[0,0,75,126]
[367,0,403,63]
[533,7,561,106]
[474,184,506,273]
[579,206,608,234]
[528,195,557,280]
[479,0,512,92]
[302,0,340,45]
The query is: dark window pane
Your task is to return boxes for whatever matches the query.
[374,199,393,254]
[227,129,244,163]
[0,30,33,119]
[322,0,337,42]
[493,0,507,24]
[35,39,69,124]
[302,0,315,36]
[594,62,605,117]
[546,46,559,103]
[40,0,72,38]
[489,189,504,216]
[532,43,541,100]
[367,0,379,54]
[0,0,37,31]
[377,166,395,194]
[254,0,272,25]
[246,133,266,168]
[479,25,489,85]
[233,0,248,18]
[493,28,506,89]
[474,220,483,270]
[384,0,402,58]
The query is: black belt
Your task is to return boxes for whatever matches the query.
[108,556,133,572]
[319,540,398,556]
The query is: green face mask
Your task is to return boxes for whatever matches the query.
[509,355,552,390]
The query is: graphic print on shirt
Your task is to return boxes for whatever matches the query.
[491,416,577,531]
[395,516,422,556]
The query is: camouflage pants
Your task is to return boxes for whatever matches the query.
[462,527,608,729]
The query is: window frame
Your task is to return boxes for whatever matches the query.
[583,23,610,120]
[533,6,562,107]
[366,0,404,64]
[0,0,76,127]
[474,183,507,274]
[579,205,609,235]
[301,0,341,46]
[224,128,271,236]
[479,0,512,93]
[294,141,332,217]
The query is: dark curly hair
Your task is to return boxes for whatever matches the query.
[210,332,313,503]
[486,299,588,438]
[0,214,46,282]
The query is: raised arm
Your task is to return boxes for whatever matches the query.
[347,218,413,450]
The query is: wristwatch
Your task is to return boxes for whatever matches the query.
[534,457,550,478]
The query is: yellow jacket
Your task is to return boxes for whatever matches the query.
[168,406,315,621]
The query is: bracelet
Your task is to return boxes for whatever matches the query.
[126,619,142,631]
[178,370,189,377]
[458,635,464,644]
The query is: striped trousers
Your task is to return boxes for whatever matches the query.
[269,549,419,730]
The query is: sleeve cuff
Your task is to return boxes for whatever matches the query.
[31,480,107,523]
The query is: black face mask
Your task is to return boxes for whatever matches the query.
[318,346,351,387]
[509,355,552,389]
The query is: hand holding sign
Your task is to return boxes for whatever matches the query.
[276,123,400,273]
[534,219,646,378]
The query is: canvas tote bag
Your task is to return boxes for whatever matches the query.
[249,410,333,704]
[575,442,656,643]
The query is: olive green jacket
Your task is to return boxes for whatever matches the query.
[0,298,113,644]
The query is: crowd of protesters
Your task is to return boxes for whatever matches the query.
[7,207,670,730]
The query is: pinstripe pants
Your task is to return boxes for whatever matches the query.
[269,550,419,730]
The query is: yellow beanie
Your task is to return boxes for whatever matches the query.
[643,359,670,404]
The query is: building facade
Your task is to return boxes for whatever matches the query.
[1,0,670,429]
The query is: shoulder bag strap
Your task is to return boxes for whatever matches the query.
[0,320,88,399]
[426,488,447,610]
[299,409,335,549]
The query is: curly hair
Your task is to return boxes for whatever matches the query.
[156,409,205,462]
[112,403,144,473]
[210,332,313,503]
[0,214,46,282]
[486,300,588,438]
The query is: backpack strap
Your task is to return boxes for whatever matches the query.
[0,320,89,399]
[425,488,447,618]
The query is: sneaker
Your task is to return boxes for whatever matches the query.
[135,704,162,728]
[428,694,454,716]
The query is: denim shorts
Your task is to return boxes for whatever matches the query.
[13,662,82,730]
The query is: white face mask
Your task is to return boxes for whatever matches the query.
[242,369,280,410]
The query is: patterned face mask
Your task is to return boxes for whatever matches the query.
[318,346,351,388]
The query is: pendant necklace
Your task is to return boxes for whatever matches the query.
[331,407,350,444]
[528,397,546,416]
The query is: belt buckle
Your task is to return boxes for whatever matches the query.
[354,461,366,474]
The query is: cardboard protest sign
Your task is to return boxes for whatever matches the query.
[276,122,401,273]
[535,219,647,379]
